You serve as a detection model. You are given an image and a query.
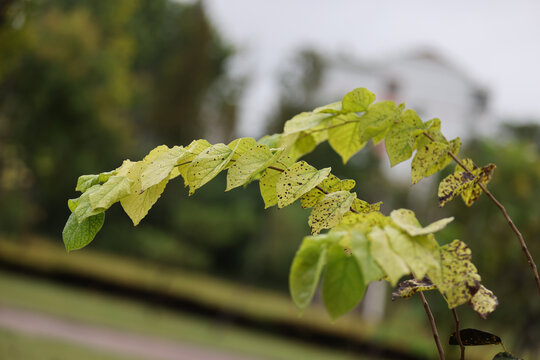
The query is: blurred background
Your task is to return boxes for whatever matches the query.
[0,0,539,359]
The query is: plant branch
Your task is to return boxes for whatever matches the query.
[423,132,540,296]
[418,291,445,360]
[451,308,465,360]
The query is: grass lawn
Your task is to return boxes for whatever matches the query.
[0,328,134,360]
[0,270,371,360]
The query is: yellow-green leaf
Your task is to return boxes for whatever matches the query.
[227,137,258,161]
[385,226,440,279]
[358,101,401,144]
[469,285,498,319]
[350,198,381,214]
[141,146,186,191]
[368,226,410,286]
[390,209,453,236]
[428,240,481,308]
[438,171,476,207]
[276,161,331,208]
[289,237,328,310]
[460,162,496,207]
[342,87,375,112]
[322,242,366,319]
[411,141,449,184]
[176,139,212,185]
[385,110,424,167]
[76,175,99,193]
[328,112,366,164]
[88,175,133,211]
[391,278,436,300]
[258,155,293,208]
[308,191,356,235]
[314,101,342,114]
[187,143,234,194]
[300,174,341,208]
[226,145,283,191]
[73,185,104,223]
[284,111,332,135]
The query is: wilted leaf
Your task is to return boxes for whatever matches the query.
[469,285,498,319]
[276,161,331,208]
[428,240,481,308]
[459,160,496,207]
[449,328,501,346]
[438,171,475,207]
[308,191,357,235]
[390,209,453,236]
[322,243,366,319]
[492,352,522,360]
[392,277,436,300]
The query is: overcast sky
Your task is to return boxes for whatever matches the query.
[204,0,540,136]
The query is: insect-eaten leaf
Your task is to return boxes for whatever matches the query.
[457,159,496,207]
[449,328,501,346]
[428,240,482,308]
[276,161,331,208]
[469,285,498,319]
[308,191,356,235]
[438,170,475,207]
[391,277,436,300]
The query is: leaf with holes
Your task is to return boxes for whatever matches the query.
[308,191,356,235]
[428,240,482,308]
[276,161,331,208]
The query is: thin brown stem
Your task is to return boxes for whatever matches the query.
[423,132,540,296]
[451,308,465,360]
[418,291,445,360]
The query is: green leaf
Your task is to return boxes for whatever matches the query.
[226,145,283,191]
[428,240,482,308]
[140,146,186,191]
[342,88,375,112]
[62,212,105,252]
[88,175,133,211]
[385,226,440,279]
[449,328,501,346]
[328,112,366,164]
[76,175,99,193]
[308,191,356,235]
[187,143,234,194]
[289,133,317,160]
[492,352,522,360]
[289,237,328,310]
[358,101,401,144]
[257,134,282,148]
[350,198,381,214]
[385,110,424,167]
[391,278,436,300]
[72,185,104,223]
[469,285,498,319]
[284,111,332,135]
[276,161,331,208]
[322,243,366,319]
[67,198,79,212]
[259,155,294,208]
[390,209,453,236]
[368,226,410,286]
[349,231,385,285]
